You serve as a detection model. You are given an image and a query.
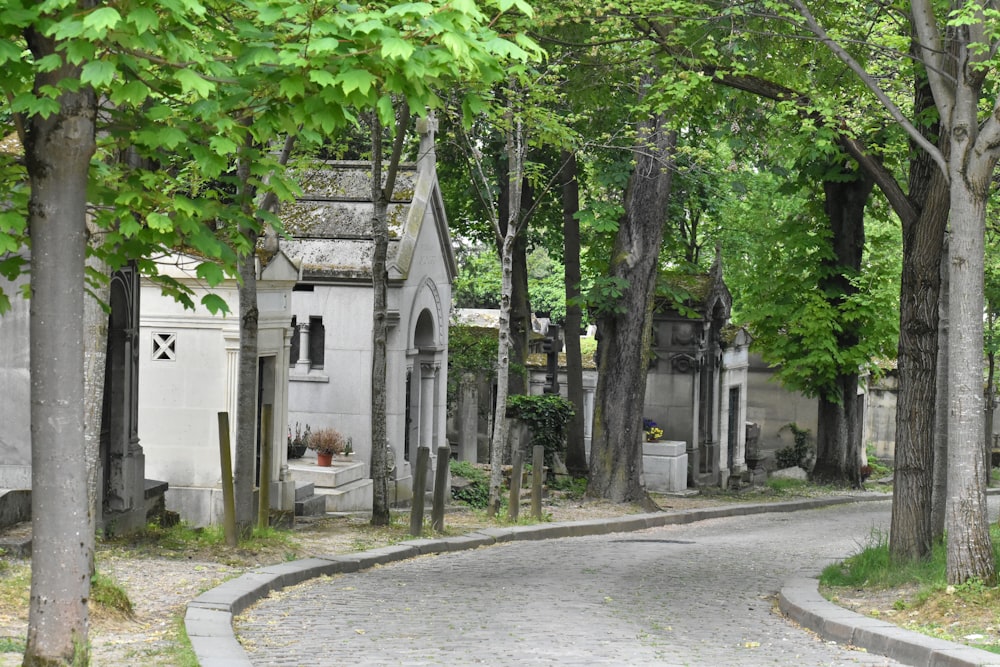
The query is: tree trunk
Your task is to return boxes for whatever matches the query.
[890,67,950,562]
[812,374,861,485]
[487,228,519,514]
[931,238,948,541]
[985,327,995,490]
[487,113,526,516]
[370,107,410,527]
[559,150,587,477]
[587,106,675,505]
[496,171,532,399]
[809,174,870,485]
[945,175,995,584]
[234,235,259,537]
[23,22,96,664]
[83,223,110,555]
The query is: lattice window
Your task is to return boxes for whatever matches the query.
[152,332,176,361]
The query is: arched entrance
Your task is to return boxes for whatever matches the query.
[99,263,152,534]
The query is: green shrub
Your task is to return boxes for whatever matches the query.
[775,422,812,469]
[506,393,574,471]
[450,460,489,509]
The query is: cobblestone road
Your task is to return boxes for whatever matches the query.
[237,500,908,666]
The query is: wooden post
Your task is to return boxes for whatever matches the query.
[217,412,238,547]
[410,446,430,536]
[531,445,544,520]
[431,445,451,532]
[507,449,524,522]
[257,404,272,531]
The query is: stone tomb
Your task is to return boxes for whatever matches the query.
[642,441,688,493]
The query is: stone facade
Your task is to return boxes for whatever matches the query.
[137,251,298,526]
[281,119,452,506]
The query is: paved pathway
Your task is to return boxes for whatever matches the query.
[236,499,914,666]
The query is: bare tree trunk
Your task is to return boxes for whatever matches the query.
[587,102,675,505]
[84,223,110,553]
[234,233,259,537]
[560,150,587,477]
[945,177,995,584]
[891,73,949,562]
[931,237,948,541]
[23,20,96,663]
[496,167,532,399]
[487,113,526,516]
[985,315,996,490]
[232,133,296,537]
[370,107,410,526]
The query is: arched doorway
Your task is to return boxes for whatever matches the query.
[99,263,150,534]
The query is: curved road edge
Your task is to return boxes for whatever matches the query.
[779,578,1000,667]
[185,493,919,667]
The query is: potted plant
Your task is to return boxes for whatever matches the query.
[343,438,353,456]
[287,422,309,459]
[643,418,663,443]
[308,427,346,466]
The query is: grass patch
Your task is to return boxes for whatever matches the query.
[100,521,303,567]
[821,525,1000,652]
[0,636,25,654]
[549,475,587,499]
[820,528,943,589]
[0,561,30,620]
[764,478,810,494]
[91,571,134,618]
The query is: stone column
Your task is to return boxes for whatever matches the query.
[420,361,439,490]
[224,331,240,454]
[294,321,311,373]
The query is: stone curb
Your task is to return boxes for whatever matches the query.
[779,577,1000,667]
[187,493,892,667]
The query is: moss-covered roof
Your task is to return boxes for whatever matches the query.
[280,160,436,282]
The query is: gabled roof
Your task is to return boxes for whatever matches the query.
[280,120,455,284]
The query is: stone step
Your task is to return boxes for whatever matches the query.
[294,481,316,502]
[315,478,373,513]
[288,460,366,489]
[294,493,328,517]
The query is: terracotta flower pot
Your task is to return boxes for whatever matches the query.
[316,452,333,467]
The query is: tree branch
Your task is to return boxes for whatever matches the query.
[706,68,917,223]
[909,0,953,119]
[790,0,948,180]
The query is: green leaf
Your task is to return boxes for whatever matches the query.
[83,7,122,33]
[201,293,229,314]
[64,39,97,69]
[380,37,414,61]
[127,7,159,33]
[339,68,376,96]
[209,135,239,155]
[175,68,214,98]
[308,69,337,88]
[109,79,150,105]
[0,40,24,65]
[279,75,305,99]
[195,261,225,286]
[80,60,117,87]
[147,212,173,231]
